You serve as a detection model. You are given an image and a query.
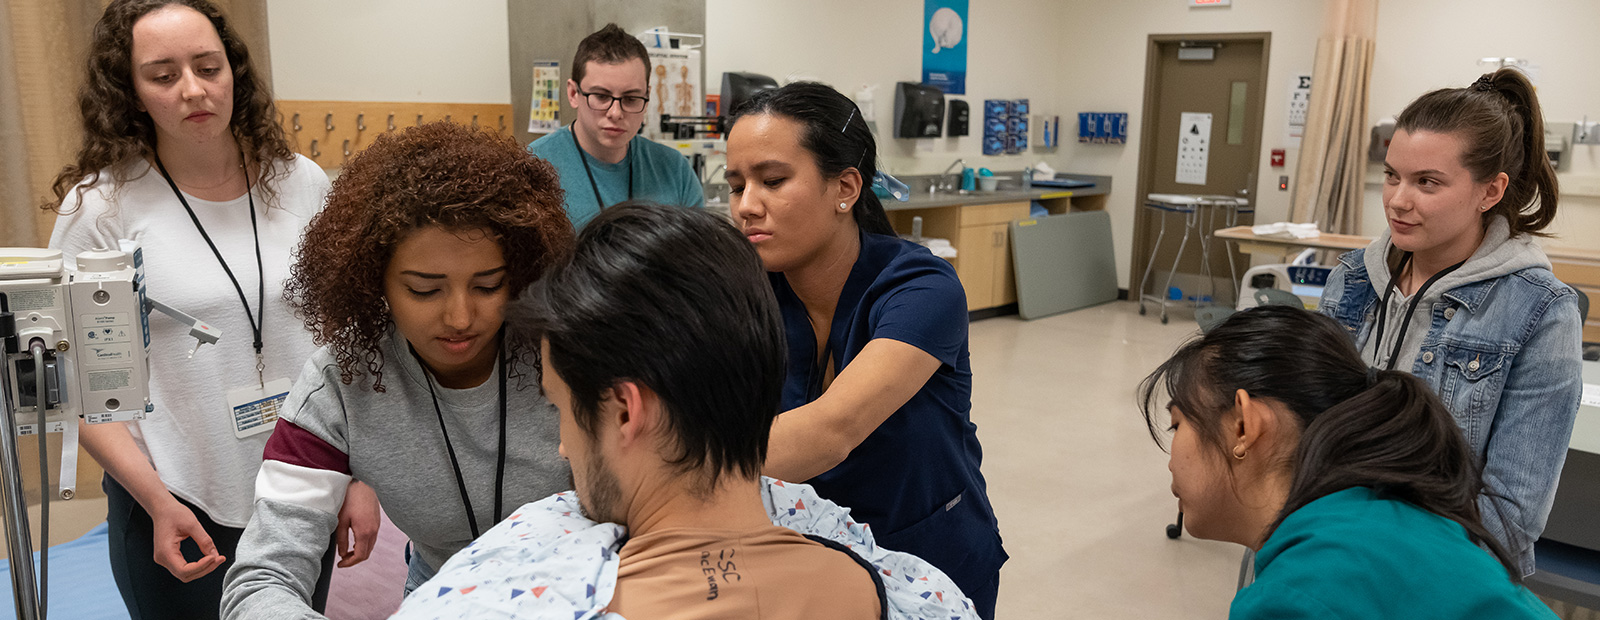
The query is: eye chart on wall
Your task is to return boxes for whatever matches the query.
[1176,112,1213,185]
[1284,72,1311,147]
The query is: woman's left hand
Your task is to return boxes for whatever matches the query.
[335,480,380,568]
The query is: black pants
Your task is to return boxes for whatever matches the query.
[104,475,335,619]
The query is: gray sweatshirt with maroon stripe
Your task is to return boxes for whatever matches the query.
[221,327,569,620]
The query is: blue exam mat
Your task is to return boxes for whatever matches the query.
[0,522,129,619]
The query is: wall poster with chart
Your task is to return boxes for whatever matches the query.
[528,61,561,134]
[643,48,701,140]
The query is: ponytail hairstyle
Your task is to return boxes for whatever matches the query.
[727,82,896,236]
[1139,306,1519,578]
[1395,68,1558,237]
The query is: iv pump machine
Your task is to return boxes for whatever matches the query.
[1,242,218,620]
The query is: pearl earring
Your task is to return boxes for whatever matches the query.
[839,202,849,211]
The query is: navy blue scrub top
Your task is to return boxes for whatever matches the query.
[771,231,1007,593]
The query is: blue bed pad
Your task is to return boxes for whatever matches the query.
[0,522,129,619]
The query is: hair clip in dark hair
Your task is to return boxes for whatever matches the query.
[1471,74,1497,92]
[841,108,857,132]
[1365,366,1379,387]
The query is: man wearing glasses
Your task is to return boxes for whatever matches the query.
[530,24,704,229]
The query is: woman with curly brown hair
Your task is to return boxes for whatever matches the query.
[44,1,354,617]
[220,121,575,619]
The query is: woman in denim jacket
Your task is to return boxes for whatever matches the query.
[1319,68,1583,577]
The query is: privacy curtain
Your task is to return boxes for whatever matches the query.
[0,0,270,247]
[1290,0,1377,235]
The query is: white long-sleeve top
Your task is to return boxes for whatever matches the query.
[49,155,329,527]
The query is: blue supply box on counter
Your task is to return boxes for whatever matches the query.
[984,98,1030,155]
[1077,112,1128,144]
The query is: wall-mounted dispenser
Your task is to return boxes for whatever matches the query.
[1546,129,1569,170]
[894,82,945,139]
[948,100,970,137]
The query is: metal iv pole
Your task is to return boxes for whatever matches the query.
[0,373,41,620]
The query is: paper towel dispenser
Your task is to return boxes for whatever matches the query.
[894,82,945,139]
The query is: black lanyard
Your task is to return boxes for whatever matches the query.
[1372,251,1466,371]
[153,154,266,385]
[411,330,508,539]
[571,126,632,212]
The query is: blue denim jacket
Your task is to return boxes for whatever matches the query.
[1320,248,1583,576]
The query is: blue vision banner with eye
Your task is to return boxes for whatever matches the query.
[922,0,968,95]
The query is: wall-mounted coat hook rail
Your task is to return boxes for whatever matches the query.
[279,101,515,169]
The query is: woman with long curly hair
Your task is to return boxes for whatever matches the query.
[221,121,575,618]
[44,1,354,617]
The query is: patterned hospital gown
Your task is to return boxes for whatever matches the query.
[391,477,978,620]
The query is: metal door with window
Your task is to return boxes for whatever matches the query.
[1131,33,1270,304]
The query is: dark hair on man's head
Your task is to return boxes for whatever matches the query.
[1139,306,1519,579]
[728,82,895,236]
[286,121,573,391]
[1396,67,1558,237]
[534,202,785,492]
[572,23,651,87]
[47,0,294,213]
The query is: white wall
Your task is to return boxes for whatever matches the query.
[708,0,1324,287]
[1049,1,1322,288]
[1363,0,1600,252]
[710,0,1600,287]
[706,0,1075,177]
[266,0,511,103]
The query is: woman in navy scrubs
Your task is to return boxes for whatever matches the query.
[725,82,1006,619]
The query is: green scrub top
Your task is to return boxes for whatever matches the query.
[1233,487,1557,619]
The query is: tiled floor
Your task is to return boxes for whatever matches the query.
[973,301,1242,618]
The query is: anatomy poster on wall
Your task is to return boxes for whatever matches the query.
[527,61,561,134]
[1177,112,1213,185]
[644,48,701,140]
[922,0,967,94]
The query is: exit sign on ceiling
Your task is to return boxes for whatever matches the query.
[1190,0,1232,6]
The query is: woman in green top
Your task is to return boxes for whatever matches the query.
[1141,306,1556,619]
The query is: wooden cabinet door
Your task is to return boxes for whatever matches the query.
[993,224,1017,306]
[957,224,997,311]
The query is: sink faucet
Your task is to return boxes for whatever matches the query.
[938,158,966,192]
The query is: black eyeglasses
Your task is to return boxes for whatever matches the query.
[577,88,649,114]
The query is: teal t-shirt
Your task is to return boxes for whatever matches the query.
[527,126,704,230]
[1232,487,1557,620]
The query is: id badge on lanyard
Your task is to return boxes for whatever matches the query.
[228,377,291,438]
